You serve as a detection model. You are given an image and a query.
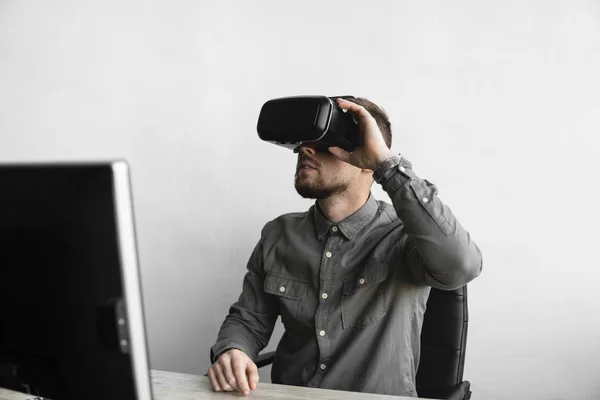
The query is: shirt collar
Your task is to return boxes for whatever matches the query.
[313,193,379,240]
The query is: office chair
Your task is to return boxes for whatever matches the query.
[252,285,472,400]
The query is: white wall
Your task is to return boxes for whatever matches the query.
[1,1,599,399]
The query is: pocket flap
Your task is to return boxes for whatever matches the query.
[342,263,389,295]
[264,275,307,301]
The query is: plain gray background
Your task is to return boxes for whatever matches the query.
[1,1,599,399]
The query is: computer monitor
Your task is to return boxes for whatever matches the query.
[0,161,153,400]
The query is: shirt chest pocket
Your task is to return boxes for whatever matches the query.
[264,274,308,331]
[341,263,389,329]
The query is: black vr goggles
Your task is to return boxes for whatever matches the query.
[257,95,360,153]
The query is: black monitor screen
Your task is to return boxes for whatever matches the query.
[0,162,152,400]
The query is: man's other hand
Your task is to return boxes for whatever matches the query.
[328,97,394,171]
[207,349,259,396]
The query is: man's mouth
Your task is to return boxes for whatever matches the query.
[297,158,318,172]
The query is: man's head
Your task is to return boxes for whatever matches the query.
[294,97,392,199]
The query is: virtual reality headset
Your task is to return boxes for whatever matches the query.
[257,95,360,153]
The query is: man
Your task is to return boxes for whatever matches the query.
[208,97,482,397]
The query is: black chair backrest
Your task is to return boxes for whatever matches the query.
[416,285,468,399]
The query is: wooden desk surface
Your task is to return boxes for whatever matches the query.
[0,370,431,400]
[151,370,430,400]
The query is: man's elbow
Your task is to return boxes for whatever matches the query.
[432,249,482,291]
[450,248,483,289]
[460,255,482,284]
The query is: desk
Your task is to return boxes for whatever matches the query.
[152,370,432,399]
[0,370,431,400]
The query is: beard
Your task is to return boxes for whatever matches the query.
[294,173,349,199]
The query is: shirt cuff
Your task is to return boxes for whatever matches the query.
[375,156,414,193]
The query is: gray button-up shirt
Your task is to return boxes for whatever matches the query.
[211,157,482,397]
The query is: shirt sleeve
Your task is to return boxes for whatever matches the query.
[377,156,483,290]
[210,222,279,363]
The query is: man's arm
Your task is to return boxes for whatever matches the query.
[208,222,279,395]
[376,156,482,289]
[329,98,482,290]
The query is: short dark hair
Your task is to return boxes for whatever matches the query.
[347,97,392,149]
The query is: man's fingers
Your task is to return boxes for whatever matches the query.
[209,349,257,396]
[207,368,222,392]
[232,357,251,395]
[213,363,234,391]
[328,146,352,163]
[336,98,375,124]
[247,361,259,391]
[220,359,239,391]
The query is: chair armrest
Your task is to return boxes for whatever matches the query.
[444,380,471,400]
[255,351,275,368]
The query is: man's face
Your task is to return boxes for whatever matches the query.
[294,145,361,199]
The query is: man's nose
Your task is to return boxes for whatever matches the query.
[298,145,317,157]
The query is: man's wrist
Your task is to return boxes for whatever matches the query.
[374,149,395,168]
[372,153,402,184]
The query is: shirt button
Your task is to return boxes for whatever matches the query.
[319,330,326,337]
[422,197,429,203]
[331,226,338,232]
[399,166,406,172]
[320,364,327,370]
[321,293,328,299]
[325,251,332,258]
[359,278,365,285]
[279,286,286,293]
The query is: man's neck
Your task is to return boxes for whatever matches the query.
[317,190,371,224]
